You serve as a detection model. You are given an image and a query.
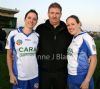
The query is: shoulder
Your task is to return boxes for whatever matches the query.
[60,21,68,32]
[81,32,95,46]
[60,21,66,26]
[7,29,19,39]
[10,29,18,36]
[35,23,46,33]
[37,23,46,28]
[82,32,93,41]
[33,31,39,37]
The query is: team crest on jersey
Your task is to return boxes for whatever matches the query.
[92,44,96,51]
[16,39,22,45]
[33,83,39,89]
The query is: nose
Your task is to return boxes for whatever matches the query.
[30,19,35,24]
[30,19,33,22]
[68,25,72,30]
[53,13,57,17]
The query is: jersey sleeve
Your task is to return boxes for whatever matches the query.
[83,33,97,56]
[5,30,17,49]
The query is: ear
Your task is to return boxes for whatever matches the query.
[78,23,81,29]
[78,22,81,27]
[79,22,82,26]
[60,12,62,17]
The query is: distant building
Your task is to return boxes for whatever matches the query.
[0,7,19,33]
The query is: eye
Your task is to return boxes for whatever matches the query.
[27,16,31,19]
[71,23,75,25]
[32,18,37,21]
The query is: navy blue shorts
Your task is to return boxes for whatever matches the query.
[13,77,39,89]
[67,74,94,89]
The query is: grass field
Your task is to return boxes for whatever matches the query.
[94,39,100,89]
[0,39,100,89]
[0,53,11,89]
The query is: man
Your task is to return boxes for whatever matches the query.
[36,2,72,89]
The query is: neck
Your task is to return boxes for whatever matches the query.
[50,21,60,28]
[74,29,82,36]
[23,27,33,34]
[53,24,59,28]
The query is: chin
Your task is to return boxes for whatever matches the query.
[28,27,33,29]
[69,32,74,35]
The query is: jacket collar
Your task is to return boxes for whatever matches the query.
[45,20,66,31]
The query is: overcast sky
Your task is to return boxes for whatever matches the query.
[0,0,100,31]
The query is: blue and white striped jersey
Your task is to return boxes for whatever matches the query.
[5,27,39,80]
[67,32,97,75]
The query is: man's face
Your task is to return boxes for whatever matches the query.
[48,7,62,26]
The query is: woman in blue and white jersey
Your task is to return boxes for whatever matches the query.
[66,15,97,89]
[5,9,39,89]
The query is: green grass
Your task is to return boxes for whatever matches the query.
[0,39,100,89]
[0,53,11,89]
[94,39,100,89]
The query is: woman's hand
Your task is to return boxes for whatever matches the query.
[10,73,18,85]
[80,79,89,89]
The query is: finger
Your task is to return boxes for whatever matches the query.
[13,79,18,85]
[10,80,15,84]
[15,79,18,85]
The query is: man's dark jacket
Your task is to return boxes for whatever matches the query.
[36,20,72,73]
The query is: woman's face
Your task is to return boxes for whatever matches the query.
[66,18,81,36]
[24,12,38,29]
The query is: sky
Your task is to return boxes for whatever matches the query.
[0,0,100,31]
